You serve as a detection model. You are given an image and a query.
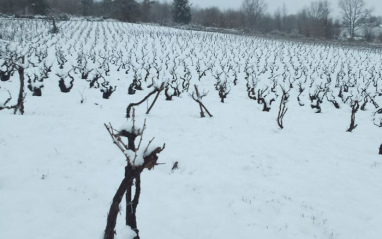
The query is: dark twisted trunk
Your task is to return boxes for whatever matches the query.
[14,57,25,115]
[193,85,213,118]
[126,84,164,118]
[127,174,141,239]
[347,101,359,132]
[103,176,128,239]
[104,165,143,239]
[146,84,164,115]
[103,123,165,239]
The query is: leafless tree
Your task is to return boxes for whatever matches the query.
[339,0,371,39]
[149,1,172,24]
[363,25,374,42]
[50,0,81,15]
[308,0,331,38]
[241,0,267,29]
[0,0,28,14]
[274,3,288,32]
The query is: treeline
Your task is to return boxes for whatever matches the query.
[192,5,343,40]
[193,0,381,41]
[0,0,175,23]
[0,0,80,15]
[0,0,381,42]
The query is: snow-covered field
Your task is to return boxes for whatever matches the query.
[1,19,382,239]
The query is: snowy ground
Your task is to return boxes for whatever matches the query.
[1,19,382,239]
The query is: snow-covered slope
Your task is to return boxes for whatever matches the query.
[1,19,382,239]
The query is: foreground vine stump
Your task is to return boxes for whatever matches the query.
[103,111,165,239]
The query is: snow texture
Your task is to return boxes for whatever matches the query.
[0,18,382,239]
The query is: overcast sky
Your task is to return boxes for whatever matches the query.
[187,0,382,18]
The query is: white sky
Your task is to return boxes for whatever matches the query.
[188,0,382,18]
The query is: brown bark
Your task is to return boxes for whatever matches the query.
[347,100,359,132]
[104,166,143,239]
[126,83,164,118]
[103,122,165,239]
[14,56,25,115]
[192,85,213,118]
[103,176,128,239]
[146,83,164,115]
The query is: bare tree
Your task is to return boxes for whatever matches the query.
[308,0,331,38]
[149,1,172,24]
[241,0,266,29]
[274,3,287,31]
[81,0,94,16]
[50,0,81,15]
[296,1,337,39]
[339,0,371,39]
[0,0,28,14]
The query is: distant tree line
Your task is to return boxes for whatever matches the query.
[0,0,381,42]
[192,0,381,41]
[0,0,191,23]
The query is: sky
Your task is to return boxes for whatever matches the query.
[188,0,382,18]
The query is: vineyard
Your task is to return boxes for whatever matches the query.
[1,18,382,239]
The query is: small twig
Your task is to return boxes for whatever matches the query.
[104,123,130,163]
[4,90,12,106]
[118,135,129,151]
[133,119,147,165]
[132,108,136,135]
[144,137,155,155]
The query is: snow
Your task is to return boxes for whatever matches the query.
[1,18,382,239]
[121,135,163,166]
[115,227,137,239]
[119,120,142,135]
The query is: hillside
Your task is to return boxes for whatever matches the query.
[1,18,382,239]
